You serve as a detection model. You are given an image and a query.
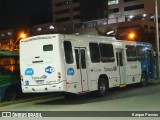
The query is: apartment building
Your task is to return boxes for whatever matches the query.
[51,0,107,27]
[51,0,81,27]
[108,0,160,23]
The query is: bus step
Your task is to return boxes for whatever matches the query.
[119,84,126,88]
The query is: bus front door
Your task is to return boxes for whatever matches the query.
[116,49,126,86]
[74,48,88,92]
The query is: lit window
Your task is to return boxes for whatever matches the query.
[37,27,42,31]
[129,15,134,19]
[1,34,4,37]
[7,32,12,36]
[108,0,119,5]
[143,14,147,17]
[49,25,55,29]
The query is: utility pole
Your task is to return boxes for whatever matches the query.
[155,0,160,78]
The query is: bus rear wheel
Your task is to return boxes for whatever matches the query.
[140,72,148,87]
[96,78,108,97]
[4,88,17,101]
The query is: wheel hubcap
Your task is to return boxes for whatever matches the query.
[100,83,105,93]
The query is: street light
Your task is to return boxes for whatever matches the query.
[14,33,27,45]
[20,33,26,39]
[128,33,136,40]
[129,33,135,39]
[10,33,27,51]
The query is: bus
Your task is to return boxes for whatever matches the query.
[20,34,157,97]
[0,50,22,101]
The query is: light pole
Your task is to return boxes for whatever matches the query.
[14,33,26,45]
[155,0,160,78]
[11,33,27,51]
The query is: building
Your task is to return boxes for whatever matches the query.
[0,28,31,50]
[0,29,14,50]
[51,0,81,27]
[108,0,160,23]
[51,0,107,27]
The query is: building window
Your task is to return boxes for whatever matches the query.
[124,4,144,11]
[72,0,79,3]
[37,27,42,31]
[89,43,100,63]
[108,0,119,5]
[55,2,63,7]
[73,15,81,19]
[73,6,80,11]
[56,17,70,22]
[63,41,74,64]
[55,1,70,7]
[49,25,55,30]
[7,32,12,36]
[110,8,119,13]
[124,0,135,2]
[55,9,70,15]
[1,34,4,37]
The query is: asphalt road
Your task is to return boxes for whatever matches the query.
[0,80,160,119]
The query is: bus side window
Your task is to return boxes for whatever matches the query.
[126,45,137,61]
[89,43,100,63]
[63,41,74,64]
[99,44,115,62]
[136,46,145,61]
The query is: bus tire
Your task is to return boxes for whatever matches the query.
[4,87,17,101]
[96,78,108,97]
[140,72,148,87]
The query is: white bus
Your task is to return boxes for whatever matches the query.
[20,34,156,97]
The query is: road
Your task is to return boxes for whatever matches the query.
[0,80,160,119]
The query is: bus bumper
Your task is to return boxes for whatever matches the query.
[21,82,66,93]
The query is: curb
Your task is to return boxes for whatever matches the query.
[0,93,61,107]
[149,79,160,84]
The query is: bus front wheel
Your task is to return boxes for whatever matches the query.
[4,88,17,101]
[96,78,108,97]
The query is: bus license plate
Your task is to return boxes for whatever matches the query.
[36,80,44,84]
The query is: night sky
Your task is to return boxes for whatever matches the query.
[0,0,52,30]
